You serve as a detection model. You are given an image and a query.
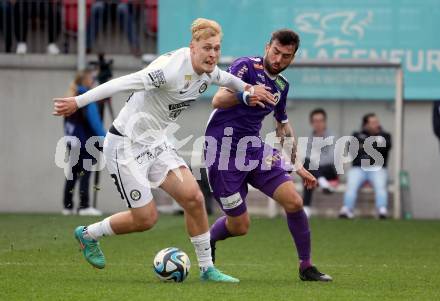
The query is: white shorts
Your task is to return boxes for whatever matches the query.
[103,133,188,208]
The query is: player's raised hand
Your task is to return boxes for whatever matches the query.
[296,166,318,190]
[247,85,276,108]
[52,97,78,117]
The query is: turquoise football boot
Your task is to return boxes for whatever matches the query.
[200,266,239,283]
[74,226,105,269]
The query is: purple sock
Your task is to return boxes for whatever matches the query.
[210,216,232,242]
[286,210,312,270]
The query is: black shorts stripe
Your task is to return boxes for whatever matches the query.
[115,149,131,208]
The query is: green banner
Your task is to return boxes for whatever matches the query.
[159,0,440,100]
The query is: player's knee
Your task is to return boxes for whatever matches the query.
[233,222,249,236]
[283,196,303,213]
[134,211,158,231]
[180,189,205,211]
[229,216,250,236]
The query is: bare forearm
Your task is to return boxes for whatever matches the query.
[276,123,294,143]
[276,122,298,165]
[212,88,239,109]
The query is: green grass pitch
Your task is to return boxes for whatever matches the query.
[1,214,439,301]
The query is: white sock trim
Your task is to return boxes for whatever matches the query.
[85,217,115,240]
[102,217,115,236]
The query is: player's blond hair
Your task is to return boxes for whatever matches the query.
[191,18,223,41]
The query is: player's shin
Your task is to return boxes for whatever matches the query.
[286,210,312,271]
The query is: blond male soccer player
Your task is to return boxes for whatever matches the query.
[53,18,274,283]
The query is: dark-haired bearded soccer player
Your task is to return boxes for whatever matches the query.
[205,29,332,281]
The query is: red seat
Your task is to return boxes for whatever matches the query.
[144,0,157,35]
[63,0,94,32]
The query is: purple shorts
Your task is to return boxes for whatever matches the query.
[206,146,292,217]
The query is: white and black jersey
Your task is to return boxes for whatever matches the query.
[75,47,247,146]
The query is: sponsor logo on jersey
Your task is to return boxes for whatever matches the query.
[235,65,248,79]
[148,69,167,88]
[257,73,266,82]
[219,192,243,210]
[275,77,286,91]
[130,189,141,201]
[135,149,154,164]
[169,101,193,111]
[249,57,262,62]
[168,100,195,120]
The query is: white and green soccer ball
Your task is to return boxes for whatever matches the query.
[153,247,190,282]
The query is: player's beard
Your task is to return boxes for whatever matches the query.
[263,58,288,77]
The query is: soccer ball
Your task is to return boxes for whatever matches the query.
[153,247,190,282]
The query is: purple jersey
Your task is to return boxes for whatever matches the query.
[206,56,289,152]
[205,56,292,216]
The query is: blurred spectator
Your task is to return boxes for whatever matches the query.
[87,0,140,56]
[302,108,338,217]
[1,0,61,54]
[0,0,13,52]
[62,68,106,216]
[433,100,440,146]
[339,113,392,219]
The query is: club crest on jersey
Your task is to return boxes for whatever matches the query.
[257,73,266,82]
[130,189,141,201]
[199,81,208,93]
[273,91,281,104]
[148,69,166,88]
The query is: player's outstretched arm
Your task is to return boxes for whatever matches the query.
[276,121,318,189]
[53,71,146,117]
[276,121,297,166]
[212,85,277,109]
[212,88,239,109]
[213,68,276,108]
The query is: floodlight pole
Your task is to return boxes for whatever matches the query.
[77,0,86,71]
[393,68,404,219]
